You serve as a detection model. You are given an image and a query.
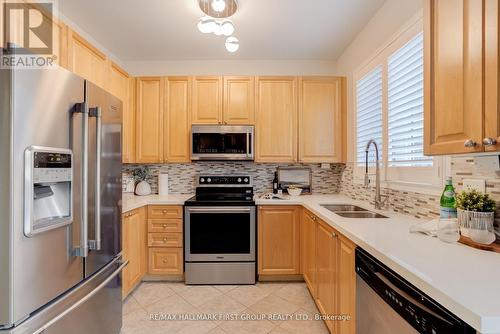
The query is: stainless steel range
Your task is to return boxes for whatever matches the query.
[184,175,256,284]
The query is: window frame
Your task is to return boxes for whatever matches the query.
[352,18,446,196]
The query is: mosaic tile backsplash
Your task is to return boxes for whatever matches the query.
[122,162,344,195]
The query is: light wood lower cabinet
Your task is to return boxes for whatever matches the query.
[338,235,356,334]
[147,205,184,276]
[301,209,357,334]
[315,220,338,333]
[301,209,317,295]
[258,206,301,276]
[122,207,147,298]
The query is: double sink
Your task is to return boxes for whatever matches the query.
[321,204,388,219]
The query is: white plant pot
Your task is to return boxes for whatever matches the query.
[135,180,151,196]
[457,208,495,244]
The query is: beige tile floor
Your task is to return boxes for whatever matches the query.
[121,282,330,334]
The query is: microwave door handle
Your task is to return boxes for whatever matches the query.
[246,132,250,157]
[72,102,89,257]
[88,107,101,251]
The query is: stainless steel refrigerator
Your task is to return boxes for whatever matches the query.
[0,65,125,334]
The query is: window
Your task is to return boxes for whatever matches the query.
[354,22,443,194]
[387,32,431,167]
[356,66,383,166]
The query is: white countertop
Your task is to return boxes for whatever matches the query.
[122,193,192,212]
[122,192,500,332]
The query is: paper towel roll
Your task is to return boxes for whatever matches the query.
[158,173,169,196]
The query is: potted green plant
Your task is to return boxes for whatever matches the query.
[456,189,496,244]
[133,167,151,196]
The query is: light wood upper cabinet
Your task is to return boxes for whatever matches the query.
[338,235,356,334]
[107,63,135,163]
[122,207,147,298]
[258,206,300,276]
[301,209,317,296]
[67,30,107,89]
[484,0,500,152]
[424,0,484,155]
[135,77,164,163]
[316,220,338,334]
[255,77,298,163]
[299,77,345,163]
[164,77,191,162]
[192,76,223,124]
[223,76,255,124]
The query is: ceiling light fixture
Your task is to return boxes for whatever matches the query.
[211,0,226,13]
[225,36,239,53]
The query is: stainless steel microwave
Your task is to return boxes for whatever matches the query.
[191,125,254,161]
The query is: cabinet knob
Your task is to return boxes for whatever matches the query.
[163,259,168,264]
[162,210,167,213]
[163,238,167,242]
[163,224,167,228]
[482,137,497,146]
[332,231,337,238]
[464,139,477,148]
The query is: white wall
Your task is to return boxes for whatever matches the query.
[336,0,423,163]
[123,60,338,76]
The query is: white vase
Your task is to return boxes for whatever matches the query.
[135,180,151,196]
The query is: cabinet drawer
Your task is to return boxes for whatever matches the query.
[148,205,183,219]
[148,219,182,233]
[148,233,182,248]
[148,248,183,275]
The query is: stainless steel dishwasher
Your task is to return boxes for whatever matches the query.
[355,248,475,334]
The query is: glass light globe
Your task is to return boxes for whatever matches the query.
[221,20,235,36]
[197,17,216,34]
[213,22,223,36]
[225,36,239,53]
[211,0,226,12]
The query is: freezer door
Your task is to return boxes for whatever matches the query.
[6,68,85,327]
[7,256,125,334]
[85,82,123,277]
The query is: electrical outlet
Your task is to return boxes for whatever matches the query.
[463,179,486,193]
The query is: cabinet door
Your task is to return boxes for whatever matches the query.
[338,236,356,334]
[301,210,317,296]
[67,30,107,89]
[424,0,484,154]
[122,208,146,298]
[255,77,298,162]
[223,76,255,124]
[299,77,345,163]
[258,206,300,275]
[315,221,338,333]
[484,0,500,151]
[135,77,164,163]
[192,76,222,124]
[164,77,191,162]
[107,63,136,163]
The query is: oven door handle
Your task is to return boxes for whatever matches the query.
[187,207,253,213]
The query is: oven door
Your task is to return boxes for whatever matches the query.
[191,125,254,160]
[185,206,256,262]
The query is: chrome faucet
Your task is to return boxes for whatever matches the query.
[364,139,387,210]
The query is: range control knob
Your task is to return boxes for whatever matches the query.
[200,178,205,183]
[207,178,212,183]
[237,178,242,183]
[244,178,249,183]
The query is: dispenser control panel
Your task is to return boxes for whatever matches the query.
[33,152,72,183]
[24,147,73,237]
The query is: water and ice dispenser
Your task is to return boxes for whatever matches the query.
[24,147,73,237]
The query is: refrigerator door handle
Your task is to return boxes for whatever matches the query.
[72,102,89,257]
[31,259,128,334]
[88,106,101,251]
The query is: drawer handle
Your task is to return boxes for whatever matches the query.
[464,139,477,148]
[163,224,168,228]
[483,137,497,146]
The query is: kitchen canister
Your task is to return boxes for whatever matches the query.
[158,173,169,196]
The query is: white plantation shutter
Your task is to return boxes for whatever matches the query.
[387,33,432,167]
[356,66,383,166]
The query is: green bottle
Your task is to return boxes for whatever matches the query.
[440,177,457,218]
